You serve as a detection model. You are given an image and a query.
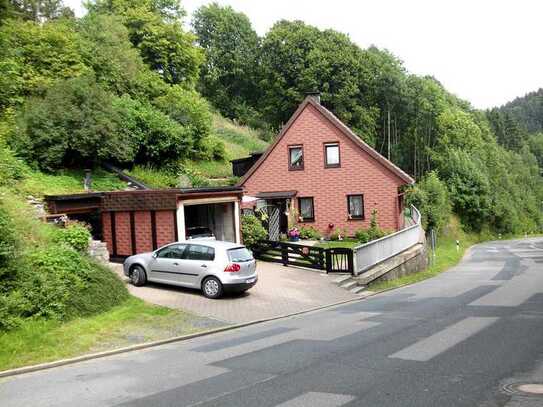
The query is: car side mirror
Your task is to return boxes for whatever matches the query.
[152,252,158,258]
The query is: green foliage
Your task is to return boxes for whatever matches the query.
[257,20,379,142]
[88,0,203,87]
[299,226,321,240]
[354,228,370,244]
[0,207,16,270]
[192,3,260,120]
[407,171,451,232]
[54,222,91,252]
[128,165,180,188]
[153,85,215,156]
[241,214,267,248]
[15,75,136,170]
[368,209,386,240]
[0,194,128,332]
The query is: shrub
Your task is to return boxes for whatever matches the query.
[6,246,128,323]
[354,228,370,243]
[241,215,267,248]
[299,226,321,240]
[406,171,451,233]
[54,222,91,252]
[368,209,385,240]
[0,206,17,269]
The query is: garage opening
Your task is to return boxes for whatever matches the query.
[184,202,236,242]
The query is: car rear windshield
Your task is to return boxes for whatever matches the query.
[228,247,253,262]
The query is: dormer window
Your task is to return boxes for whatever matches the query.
[288,145,304,170]
[324,142,340,168]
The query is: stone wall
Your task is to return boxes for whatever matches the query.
[88,239,110,263]
[372,242,428,283]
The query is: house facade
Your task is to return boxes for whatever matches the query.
[238,95,415,239]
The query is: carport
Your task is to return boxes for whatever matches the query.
[45,186,243,260]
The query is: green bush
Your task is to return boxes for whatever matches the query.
[354,228,370,243]
[241,215,267,248]
[0,207,17,269]
[299,226,321,240]
[368,209,386,240]
[406,171,451,233]
[6,246,128,324]
[54,222,91,253]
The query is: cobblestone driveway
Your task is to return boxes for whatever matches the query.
[111,261,358,324]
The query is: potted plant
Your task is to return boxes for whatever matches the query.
[287,227,300,242]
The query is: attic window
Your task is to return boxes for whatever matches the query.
[289,145,304,170]
[324,143,340,168]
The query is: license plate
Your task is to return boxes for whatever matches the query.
[246,278,256,284]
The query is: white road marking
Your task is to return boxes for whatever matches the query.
[274,392,355,407]
[388,317,499,362]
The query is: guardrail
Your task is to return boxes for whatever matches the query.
[352,206,423,276]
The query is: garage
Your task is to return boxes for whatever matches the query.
[45,186,243,260]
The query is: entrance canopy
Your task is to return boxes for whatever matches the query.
[255,190,297,199]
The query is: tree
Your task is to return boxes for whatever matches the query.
[407,171,450,232]
[87,0,203,87]
[15,75,137,170]
[258,20,378,142]
[192,2,260,120]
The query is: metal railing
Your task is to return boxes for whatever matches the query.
[352,205,423,276]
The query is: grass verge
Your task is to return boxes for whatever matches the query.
[0,297,221,371]
[367,232,479,292]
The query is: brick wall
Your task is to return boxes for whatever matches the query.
[100,209,176,256]
[134,211,153,253]
[242,104,405,236]
[156,210,176,247]
[115,211,132,256]
[102,212,112,253]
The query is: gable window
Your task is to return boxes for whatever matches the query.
[347,194,364,219]
[324,143,340,167]
[298,197,315,222]
[289,145,304,170]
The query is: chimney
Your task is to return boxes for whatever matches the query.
[306,91,321,104]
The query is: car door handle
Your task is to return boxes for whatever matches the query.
[173,262,179,266]
[200,264,207,268]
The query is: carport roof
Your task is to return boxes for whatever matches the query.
[255,190,297,199]
[45,186,243,214]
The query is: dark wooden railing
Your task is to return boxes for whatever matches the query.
[252,240,353,274]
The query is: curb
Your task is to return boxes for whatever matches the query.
[0,244,479,379]
[0,294,371,379]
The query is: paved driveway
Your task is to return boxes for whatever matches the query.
[111,261,358,324]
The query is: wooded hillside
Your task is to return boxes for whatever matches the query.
[0,0,542,236]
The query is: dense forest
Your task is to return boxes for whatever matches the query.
[0,0,542,236]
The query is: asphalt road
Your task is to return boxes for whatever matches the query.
[2,238,543,407]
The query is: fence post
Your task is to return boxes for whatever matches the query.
[325,250,332,273]
[281,243,289,266]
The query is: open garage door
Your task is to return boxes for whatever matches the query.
[184,202,236,242]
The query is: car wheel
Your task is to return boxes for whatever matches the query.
[130,265,147,287]
[202,276,223,299]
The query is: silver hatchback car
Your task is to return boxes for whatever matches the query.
[123,240,257,299]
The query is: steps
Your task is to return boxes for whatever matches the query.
[332,242,426,294]
[333,275,366,295]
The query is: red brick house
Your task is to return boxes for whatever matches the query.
[238,94,414,239]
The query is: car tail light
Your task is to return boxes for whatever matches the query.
[224,263,241,272]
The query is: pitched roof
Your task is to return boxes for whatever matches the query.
[238,96,415,186]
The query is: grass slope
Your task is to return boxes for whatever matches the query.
[0,297,213,371]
